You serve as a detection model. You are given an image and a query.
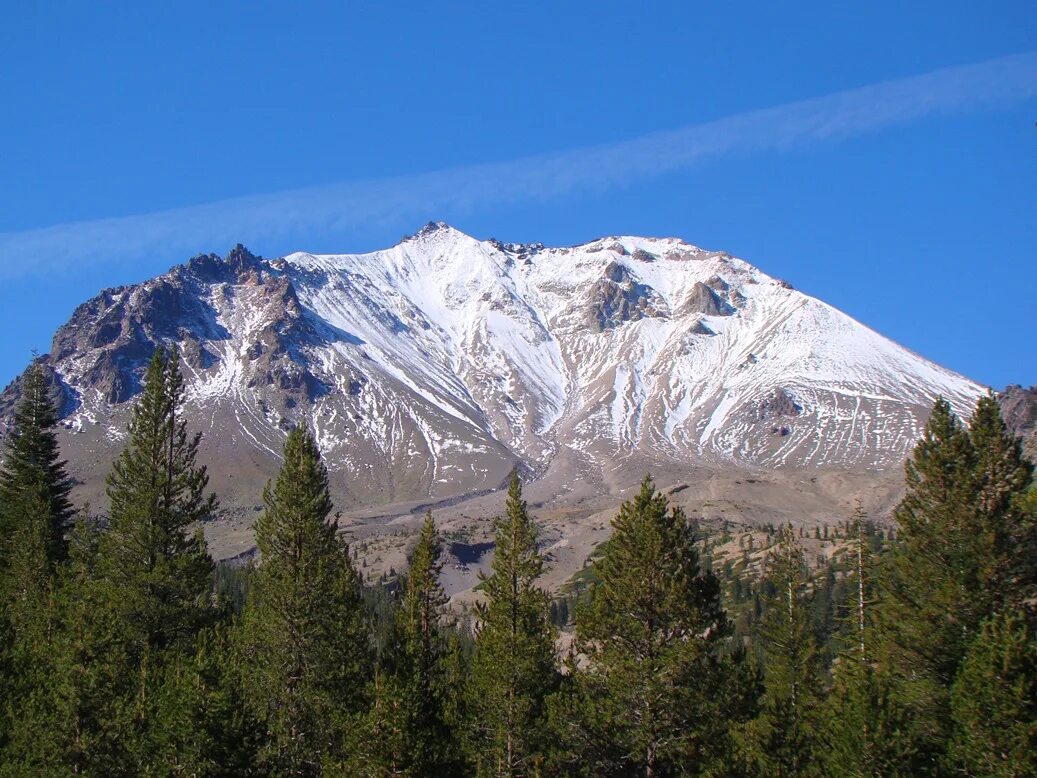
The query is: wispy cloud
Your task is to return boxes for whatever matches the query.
[2,52,1035,279]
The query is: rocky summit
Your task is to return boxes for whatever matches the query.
[0,223,992,567]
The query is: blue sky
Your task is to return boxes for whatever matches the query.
[1,1,1034,390]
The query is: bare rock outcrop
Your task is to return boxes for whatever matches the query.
[998,384,1037,461]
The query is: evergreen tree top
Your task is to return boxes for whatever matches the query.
[0,358,74,566]
[402,511,447,632]
[104,347,217,531]
[254,425,337,564]
[97,346,215,654]
[969,392,1033,517]
[479,471,546,606]
[581,475,724,646]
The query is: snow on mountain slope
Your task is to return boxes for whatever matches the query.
[6,223,985,510]
[279,223,979,468]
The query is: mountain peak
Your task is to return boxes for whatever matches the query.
[405,221,468,243]
[184,243,262,282]
[226,242,258,265]
[5,227,987,520]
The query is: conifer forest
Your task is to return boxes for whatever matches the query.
[0,349,1034,777]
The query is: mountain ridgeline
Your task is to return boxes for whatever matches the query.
[0,224,995,522]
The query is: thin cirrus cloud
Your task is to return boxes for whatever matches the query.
[1,51,1035,279]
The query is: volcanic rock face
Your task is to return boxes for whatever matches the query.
[679,281,734,317]
[998,385,1037,461]
[2,224,986,514]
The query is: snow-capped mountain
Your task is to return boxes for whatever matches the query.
[4,223,984,513]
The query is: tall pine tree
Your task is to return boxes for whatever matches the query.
[4,349,221,773]
[0,359,74,760]
[468,473,557,776]
[0,359,74,586]
[968,393,1034,608]
[874,395,1034,769]
[236,426,370,775]
[359,512,465,776]
[873,397,977,764]
[738,525,824,777]
[96,347,216,656]
[573,475,755,777]
[948,609,1037,777]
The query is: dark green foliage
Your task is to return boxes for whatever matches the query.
[738,526,824,776]
[820,662,923,777]
[969,393,1035,608]
[3,515,138,773]
[235,426,370,775]
[212,559,252,617]
[873,396,1035,767]
[358,512,465,775]
[0,360,75,752]
[468,473,558,776]
[948,609,1037,777]
[571,475,756,776]
[819,508,924,776]
[873,398,980,759]
[5,348,227,773]
[2,378,1034,774]
[1016,481,1037,604]
[0,359,74,572]
[362,578,403,661]
[96,348,216,655]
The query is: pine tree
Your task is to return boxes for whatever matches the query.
[361,512,465,775]
[468,473,557,776]
[821,506,923,776]
[96,347,216,656]
[574,475,755,777]
[236,426,370,775]
[13,347,222,773]
[948,609,1037,777]
[874,395,1034,768]
[0,359,74,572]
[739,525,824,777]
[968,393,1034,607]
[0,359,75,760]
[872,397,977,763]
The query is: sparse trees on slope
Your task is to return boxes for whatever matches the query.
[468,473,557,776]
[574,475,755,777]
[236,426,370,775]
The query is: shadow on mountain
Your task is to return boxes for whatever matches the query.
[448,541,494,565]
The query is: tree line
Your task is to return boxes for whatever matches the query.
[0,349,1034,776]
